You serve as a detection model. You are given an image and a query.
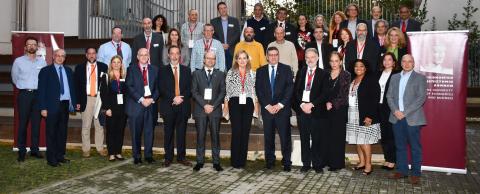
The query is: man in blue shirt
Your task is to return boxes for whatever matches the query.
[98,27,132,68]
[11,37,47,162]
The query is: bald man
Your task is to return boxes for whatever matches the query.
[132,17,164,67]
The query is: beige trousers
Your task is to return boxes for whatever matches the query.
[81,96,105,153]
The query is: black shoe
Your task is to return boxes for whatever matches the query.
[193,163,204,171]
[58,158,70,163]
[314,167,324,173]
[114,154,125,161]
[145,157,155,164]
[30,152,44,159]
[352,165,365,171]
[213,164,224,172]
[283,166,291,172]
[300,166,311,172]
[265,163,274,170]
[134,158,143,165]
[17,154,25,162]
[382,166,395,171]
[328,167,340,172]
[47,162,60,167]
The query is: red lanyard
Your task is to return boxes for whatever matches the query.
[240,71,246,93]
[189,23,197,38]
[204,39,213,51]
[306,69,315,90]
[357,41,366,59]
[111,41,121,48]
[116,78,121,94]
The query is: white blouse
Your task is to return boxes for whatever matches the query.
[378,70,392,103]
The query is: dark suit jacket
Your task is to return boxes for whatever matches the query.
[340,18,367,31]
[366,19,377,38]
[191,68,226,118]
[293,66,328,117]
[158,64,192,117]
[380,46,408,62]
[344,38,380,74]
[125,64,160,116]
[74,61,108,112]
[99,74,127,111]
[356,74,380,125]
[305,41,334,70]
[391,19,422,32]
[265,21,298,47]
[210,16,241,56]
[38,65,77,113]
[132,32,164,67]
[255,63,294,118]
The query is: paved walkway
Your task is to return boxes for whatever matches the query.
[24,123,480,194]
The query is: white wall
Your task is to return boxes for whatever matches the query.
[423,0,480,31]
[0,0,17,54]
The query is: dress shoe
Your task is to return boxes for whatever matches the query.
[409,176,421,185]
[115,154,125,161]
[47,162,60,167]
[178,160,192,167]
[58,158,70,163]
[300,166,311,172]
[213,164,224,172]
[314,167,324,173]
[388,172,408,179]
[265,163,274,170]
[163,160,172,167]
[30,152,44,159]
[283,165,291,172]
[134,158,143,165]
[328,167,341,172]
[82,152,91,158]
[17,154,25,162]
[145,157,156,164]
[98,150,108,157]
[193,163,204,171]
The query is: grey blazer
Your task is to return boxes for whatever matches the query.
[386,70,427,126]
[191,68,226,118]
[210,16,241,56]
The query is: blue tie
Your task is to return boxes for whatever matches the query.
[270,65,275,98]
[59,66,65,95]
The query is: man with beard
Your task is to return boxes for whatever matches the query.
[132,17,164,67]
[11,36,47,162]
[233,27,267,71]
[344,23,380,74]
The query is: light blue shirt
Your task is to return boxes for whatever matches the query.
[398,70,413,111]
[190,38,226,72]
[97,41,132,68]
[221,18,228,43]
[54,64,71,101]
[11,55,47,89]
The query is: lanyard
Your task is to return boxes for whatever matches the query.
[111,41,121,48]
[116,78,121,94]
[189,22,197,39]
[240,71,246,93]
[357,41,366,59]
[203,39,213,51]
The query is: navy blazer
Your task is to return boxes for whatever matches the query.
[125,64,160,116]
[74,61,108,112]
[38,65,77,113]
[255,63,294,118]
[158,64,192,117]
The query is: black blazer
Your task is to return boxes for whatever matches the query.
[355,74,380,125]
[132,32,164,67]
[340,18,367,31]
[305,41,334,70]
[265,21,298,46]
[293,66,328,117]
[344,38,380,74]
[74,61,108,112]
[210,16,241,56]
[255,63,294,118]
[391,19,422,32]
[158,64,192,117]
[366,19,377,38]
[375,70,399,105]
[380,46,408,62]
[99,74,127,111]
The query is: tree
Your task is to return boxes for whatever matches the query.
[448,0,479,43]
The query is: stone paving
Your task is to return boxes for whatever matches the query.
[23,123,480,194]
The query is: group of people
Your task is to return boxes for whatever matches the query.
[12,2,427,185]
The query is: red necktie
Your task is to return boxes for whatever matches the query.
[146,35,151,50]
[142,67,148,86]
[401,20,407,33]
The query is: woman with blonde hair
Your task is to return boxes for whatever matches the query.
[329,11,347,48]
[382,27,407,61]
[100,55,127,161]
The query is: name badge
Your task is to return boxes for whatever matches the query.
[153,43,159,48]
[189,40,195,48]
[144,85,152,96]
[36,66,43,69]
[228,24,234,27]
[204,88,212,100]
[239,93,247,105]
[117,94,123,104]
[260,27,266,31]
[286,32,291,36]
[332,39,339,48]
[302,90,310,102]
[120,79,125,82]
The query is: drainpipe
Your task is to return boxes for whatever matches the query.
[16,0,27,31]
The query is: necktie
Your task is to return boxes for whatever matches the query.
[146,35,151,50]
[279,22,283,28]
[401,20,407,33]
[270,65,276,98]
[174,66,180,96]
[142,67,148,86]
[90,64,96,96]
[59,66,65,95]
[207,69,212,84]
[116,43,123,58]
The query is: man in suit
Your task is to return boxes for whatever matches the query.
[386,54,427,185]
[38,49,77,167]
[132,17,164,67]
[366,6,383,38]
[98,27,132,68]
[74,47,108,158]
[125,48,160,165]
[265,7,297,48]
[391,4,422,33]
[255,47,294,172]
[340,3,367,39]
[158,46,192,167]
[344,23,380,74]
[294,48,328,173]
[191,50,226,172]
[305,27,334,70]
[210,2,240,71]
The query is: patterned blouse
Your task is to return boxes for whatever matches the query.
[326,70,351,110]
[225,69,256,101]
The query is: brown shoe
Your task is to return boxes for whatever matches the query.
[178,160,193,166]
[98,150,108,157]
[388,172,408,179]
[409,176,421,185]
[82,152,91,158]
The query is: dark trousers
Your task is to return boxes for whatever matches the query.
[105,105,126,155]
[163,106,188,162]
[17,90,41,155]
[128,106,155,159]
[195,116,221,164]
[379,103,396,163]
[225,48,232,71]
[393,119,422,176]
[229,97,254,167]
[298,113,326,168]
[262,112,292,167]
[45,101,69,165]
[325,107,347,169]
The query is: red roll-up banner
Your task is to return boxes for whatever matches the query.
[408,30,468,174]
[11,31,64,151]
